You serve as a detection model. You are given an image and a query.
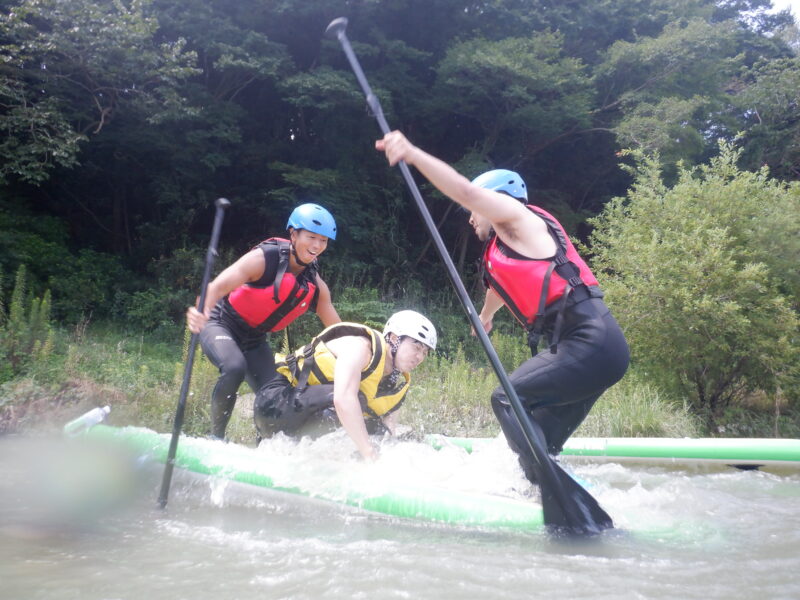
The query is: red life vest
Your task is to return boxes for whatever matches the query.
[225,238,319,334]
[482,205,599,332]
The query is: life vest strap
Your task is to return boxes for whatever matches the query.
[526,260,556,354]
[250,238,319,333]
[285,325,382,392]
[548,285,573,354]
[272,244,291,303]
[284,344,317,396]
[260,279,308,333]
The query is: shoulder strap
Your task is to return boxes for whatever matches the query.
[531,207,586,288]
[292,324,381,392]
[248,239,289,292]
[271,241,291,303]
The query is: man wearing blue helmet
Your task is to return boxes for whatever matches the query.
[376,132,629,487]
[187,203,341,439]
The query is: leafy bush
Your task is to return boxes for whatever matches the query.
[590,145,800,430]
[111,247,206,333]
[48,249,128,321]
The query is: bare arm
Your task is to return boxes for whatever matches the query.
[314,276,341,327]
[376,132,526,224]
[186,249,265,333]
[475,288,505,335]
[326,336,376,460]
[375,131,555,258]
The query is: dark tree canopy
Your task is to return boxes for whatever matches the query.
[0,0,797,325]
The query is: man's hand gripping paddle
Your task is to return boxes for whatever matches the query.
[325,17,612,535]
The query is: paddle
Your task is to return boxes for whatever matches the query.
[325,17,612,535]
[158,197,230,509]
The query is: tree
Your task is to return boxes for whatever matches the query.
[594,19,740,164]
[734,57,800,180]
[433,33,593,164]
[0,0,198,184]
[589,145,800,430]
[2,0,798,323]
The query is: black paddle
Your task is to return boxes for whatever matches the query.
[325,17,612,535]
[158,197,230,509]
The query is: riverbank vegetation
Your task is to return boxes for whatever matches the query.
[0,309,707,442]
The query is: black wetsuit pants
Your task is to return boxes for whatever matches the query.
[199,320,276,438]
[254,380,384,441]
[491,298,630,485]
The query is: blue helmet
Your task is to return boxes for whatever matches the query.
[286,203,337,240]
[471,169,528,202]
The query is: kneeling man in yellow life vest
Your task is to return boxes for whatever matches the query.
[254,310,437,460]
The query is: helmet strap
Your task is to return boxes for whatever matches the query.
[290,239,312,267]
[385,334,401,386]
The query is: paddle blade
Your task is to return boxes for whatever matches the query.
[539,464,613,536]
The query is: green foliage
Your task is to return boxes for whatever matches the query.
[280,66,365,113]
[715,402,800,438]
[590,144,800,429]
[0,265,54,382]
[0,86,86,184]
[2,0,798,316]
[490,331,531,374]
[596,18,743,175]
[330,287,392,331]
[0,199,156,325]
[0,201,72,289]
[613,96,709,167]
[111,247,204,332]
[48,249,128,320]
[0,0,199,184]
[596,19,739,103]
[435,32,593,158]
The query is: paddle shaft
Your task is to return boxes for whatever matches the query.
[158,197,230,509]
[325,18,610,534]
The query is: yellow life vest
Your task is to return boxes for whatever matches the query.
[275,322,410,417]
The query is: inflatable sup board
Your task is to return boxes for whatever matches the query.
[425,434,800,471]
[82,425,545,530]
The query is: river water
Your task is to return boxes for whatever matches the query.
[1,431,798,600]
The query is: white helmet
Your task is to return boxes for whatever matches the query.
[383,310,437,351]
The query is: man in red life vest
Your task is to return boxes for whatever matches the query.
[376,132,629,486]
[187,203,341,439]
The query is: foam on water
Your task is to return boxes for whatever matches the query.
[2,432,799,599]
[250,430,534,502]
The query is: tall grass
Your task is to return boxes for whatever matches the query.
[402,346,499,438]
[576,370,701,438]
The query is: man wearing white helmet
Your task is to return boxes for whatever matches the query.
[254,310,436,460]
